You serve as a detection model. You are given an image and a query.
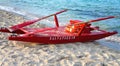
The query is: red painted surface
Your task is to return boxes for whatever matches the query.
[8,27,117,44]
[0,9,118,44]
[54,15,59,27]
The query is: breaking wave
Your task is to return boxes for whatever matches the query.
[0,5,39,19]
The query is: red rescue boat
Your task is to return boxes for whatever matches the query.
[0,9,117,44]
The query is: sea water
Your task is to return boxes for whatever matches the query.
[0,0,120,50]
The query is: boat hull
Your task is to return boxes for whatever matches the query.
[8,31,117,44]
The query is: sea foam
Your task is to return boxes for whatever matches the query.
[0,5,39,19]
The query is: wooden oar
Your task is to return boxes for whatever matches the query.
[10,9,68,32]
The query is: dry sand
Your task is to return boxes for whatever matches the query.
[0,9,120,66]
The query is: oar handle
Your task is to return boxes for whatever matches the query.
[55,9,68,15]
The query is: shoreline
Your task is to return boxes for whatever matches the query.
[0,5,40,19]
[0,9,120,66]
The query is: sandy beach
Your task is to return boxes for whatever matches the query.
[0,9,120,66]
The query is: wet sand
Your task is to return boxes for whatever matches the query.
[0,9,120,66]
